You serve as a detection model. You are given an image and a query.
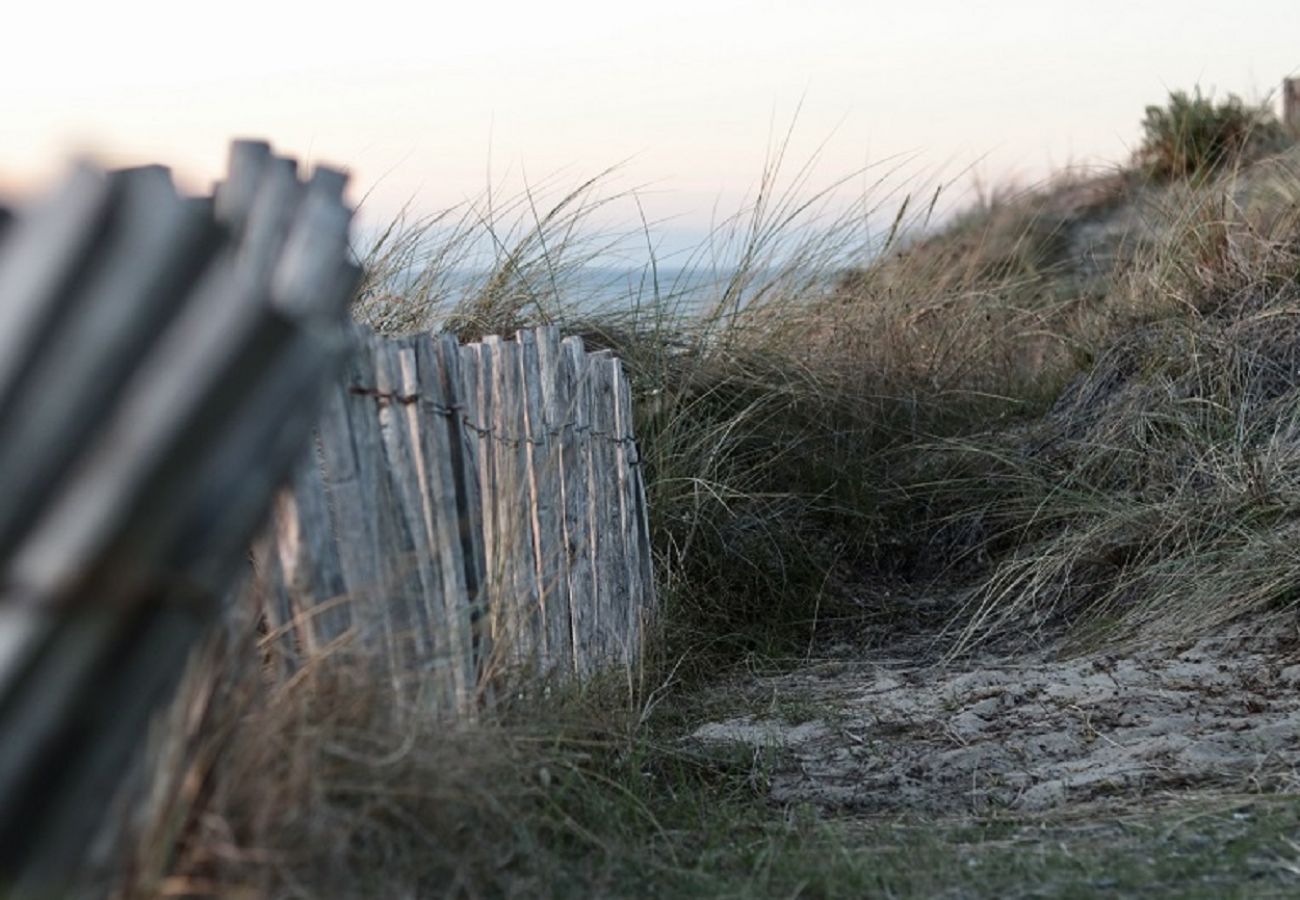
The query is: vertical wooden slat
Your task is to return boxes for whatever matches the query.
[535,327,577,674]
[213,139,271,231]
[415,336,477,714]
[237,156,302,284]
[0,164,113,406]
[314,334,388,663]
[488,337,535,664]
[518,328,566,674]
[505,338,542,664]
[611,362,651,662]
[468,339,504,666]
[271,451,352,658]
[435,334,491,701]
[372,335,451,709]
[588,351,632,665]
[561,336,598,675]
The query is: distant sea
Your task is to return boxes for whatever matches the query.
[383,265,747,317]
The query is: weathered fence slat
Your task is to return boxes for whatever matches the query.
[417,337,477,712]
[533,326,576,674]
[589,351,632,664]
[561,335,599,675]
[0,165,114,412]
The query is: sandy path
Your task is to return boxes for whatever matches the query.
[691,628,1300,814]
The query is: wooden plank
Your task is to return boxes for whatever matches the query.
[0,166,219,557]
[313,332,387,663]
[213,139,271,231]
[0,592,209,891]
[484,336,532,664]
[340,336,418,692]
[237,155,302,285]
[428,332,486,712]
[0,260,317,895]
[271,168,354,322]
[463,340,501,671]
[611,361,651,663]
[0,163,113,406]
[506,338,544,665]
[167,327,346,584]
[562,336,599,674]
[372,335,452,709]
[417,336,478,714]
[283,447,351,653]
[1,254,294,606]
[438,333,490,690]
[531,326,575,674]
[518,328,563,673]
[588,351,632,666]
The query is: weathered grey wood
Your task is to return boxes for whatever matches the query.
[374,336,454,708]
[0,164,113,405]
[271,168,353,322]
[0,592,209,892]
[508,334,542,665]
[518,328,563,672]
[560,336,598,675]
[611,363,651,661]
[436,333,491,688]
[416,336,478,713]
[339,336,419,687]
[265,450,352,660]
[532,327,575,673]
[176,336,344,565]
[3,260,295,605]
[213,139,272,231]
[238,156,302,285]
[0,166,219,557]
[466,340,503,668]
[484,336,529,663]
[588,351,632,665]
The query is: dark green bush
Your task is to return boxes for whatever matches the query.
[1137,88,1280,180]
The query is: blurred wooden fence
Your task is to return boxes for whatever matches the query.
[0,141,359,893]
[257,324,656,716]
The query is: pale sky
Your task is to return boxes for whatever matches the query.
[3,0,1297,255]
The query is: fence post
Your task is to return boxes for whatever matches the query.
[1285,77,1300,132]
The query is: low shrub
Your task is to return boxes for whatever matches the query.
[1136,88,1282,181]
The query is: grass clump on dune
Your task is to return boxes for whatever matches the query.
[1137,88,1284,182]
[897,149,1300,652]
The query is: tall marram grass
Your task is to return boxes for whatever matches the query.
[899,147,1300,653]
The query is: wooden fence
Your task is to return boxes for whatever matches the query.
[256,323,656,716]
[0,141,358,893]
[0,140,655,893]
